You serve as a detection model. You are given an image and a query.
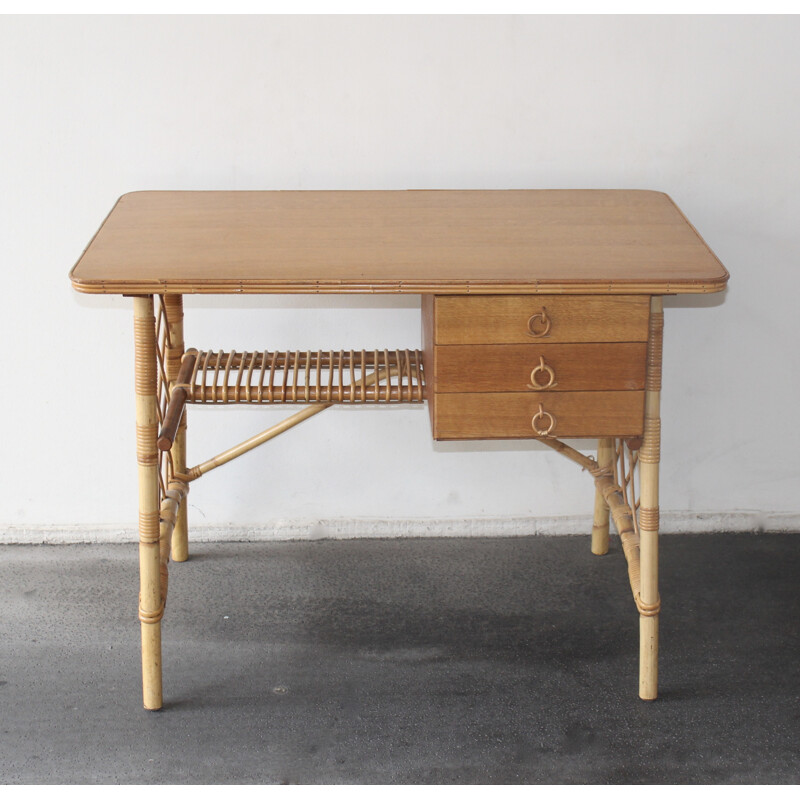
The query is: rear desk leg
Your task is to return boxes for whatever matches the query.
[591,438,614,554]
[164,294,189,562]
[134,295,164,710]
[638,297,663,700]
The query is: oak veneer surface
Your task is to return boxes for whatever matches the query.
[70,190,729,295]
[433,295,651,343]
[433,343,647,393]
[433,391,646,440]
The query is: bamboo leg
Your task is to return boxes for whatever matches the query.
[638,297,663,700]
[164,295,188,562]
[134,295,164,711]
[591,437,614,554]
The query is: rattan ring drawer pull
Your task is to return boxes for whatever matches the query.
[527,356,557,389]
[531,403,556,436]
[526,308,551,338]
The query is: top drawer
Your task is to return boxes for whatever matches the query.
[433,295,650,344]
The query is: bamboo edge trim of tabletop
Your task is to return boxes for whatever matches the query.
[70,279,730,295]
[69,190,730,295]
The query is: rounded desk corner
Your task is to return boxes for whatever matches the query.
[708,271,731,292]
[117,189,155,204]
[69,273,101,294]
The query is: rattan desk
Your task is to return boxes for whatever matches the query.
[70,190,729,710]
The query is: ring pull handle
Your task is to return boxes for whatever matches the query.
[531,404,556,437]
[527,356,557,390]
[526,308,551,338]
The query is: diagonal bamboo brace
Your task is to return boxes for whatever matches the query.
[156,478,189,608]
[539,437,643,605]
[184,402,332,481]
[182,366,399,482]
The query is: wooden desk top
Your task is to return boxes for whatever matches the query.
[70,190,728,295]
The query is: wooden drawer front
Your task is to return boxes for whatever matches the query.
[434,295,650,344]
[433,391,644,440]
[434,343,646,393]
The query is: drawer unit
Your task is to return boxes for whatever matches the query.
[422,295,650,440]
[433,295,650,344]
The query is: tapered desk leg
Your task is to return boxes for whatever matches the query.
[638,297,663,700]
[164,295,189,562]
[591,438,614,554]
[134,295,164,710]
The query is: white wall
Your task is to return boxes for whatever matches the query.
[2,15,799,539]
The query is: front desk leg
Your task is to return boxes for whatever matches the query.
[133,295,164,710]
[638,297,663,700]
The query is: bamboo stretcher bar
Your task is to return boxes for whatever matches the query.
[185,349,425,404]
[184,403,330,481]
[181,365,400,482]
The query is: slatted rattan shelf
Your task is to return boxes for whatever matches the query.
[184,348,426,404]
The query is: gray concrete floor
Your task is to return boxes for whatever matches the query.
[1,533,798,784]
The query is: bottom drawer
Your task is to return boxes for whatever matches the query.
[433,391,644,440]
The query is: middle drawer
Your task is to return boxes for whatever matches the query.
[432,343,647,393]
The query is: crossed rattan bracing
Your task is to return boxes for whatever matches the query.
[540,436,655,614]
